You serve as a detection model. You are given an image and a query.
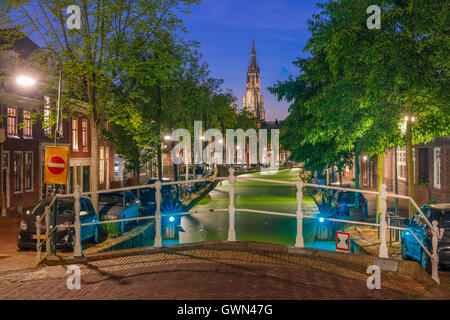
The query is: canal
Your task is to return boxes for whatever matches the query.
[161,168,338,251]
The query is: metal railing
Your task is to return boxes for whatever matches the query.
[36,168,444,284]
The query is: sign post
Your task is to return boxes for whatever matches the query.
[44,146,69,255]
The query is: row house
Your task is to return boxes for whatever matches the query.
[0,33,116,216]
[359,136,449,206]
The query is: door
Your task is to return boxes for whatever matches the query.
[408,213,428,260]
[82,166,90,192]
[2,151,9,209]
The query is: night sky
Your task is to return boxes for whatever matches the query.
[183,0,321,121]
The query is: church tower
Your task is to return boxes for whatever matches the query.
[243,40,265,122]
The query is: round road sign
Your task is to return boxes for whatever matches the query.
[47,155,66,175]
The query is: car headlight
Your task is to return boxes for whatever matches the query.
[20,220,28,231]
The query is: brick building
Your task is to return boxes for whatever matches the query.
[359,136,449,206]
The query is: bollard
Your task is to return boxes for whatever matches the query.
[36,216,41,264]
[73,184,83,257]
[228,167,236,241]
[45,205,51,257]
[378,184,389,258]
[295,180,304,248]
[431,220,444,284]
[154,180,162,247]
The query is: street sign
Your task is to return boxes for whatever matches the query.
[44,146,69,184]
[336,231,351,253]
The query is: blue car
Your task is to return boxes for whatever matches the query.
[18,197,99,250]
[401,204,450,271]
[333,191,368,218]
[99,191,142,233]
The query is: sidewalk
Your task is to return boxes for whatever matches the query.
[0,217,36,273]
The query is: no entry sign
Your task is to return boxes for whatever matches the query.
[336,232,351,253]
[48,155,66,175]
[44,146,69,185]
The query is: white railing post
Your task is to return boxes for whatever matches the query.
[295,180,304,248]
[45,205,51,257]
[378,184,389,258]
[36,216,42,263]
[228,167,236,241]
[154,180,162,247]
[431,220,444,284]
[73,184,83,257]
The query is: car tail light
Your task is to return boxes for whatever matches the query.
[336,204,340,208]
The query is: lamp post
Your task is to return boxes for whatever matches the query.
[16,47,63,145]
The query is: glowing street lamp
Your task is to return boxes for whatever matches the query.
[16,76,36,87]
[16,47,62,145]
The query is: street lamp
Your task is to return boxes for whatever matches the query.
[16,47,62,145]
[16,76,36,87]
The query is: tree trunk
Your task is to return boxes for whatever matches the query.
[376,154,383,218]
[135,164,140,198]
[338,167,342,187]
[406,121,415,219]
[90,117,99,215]
[157,144,162,180]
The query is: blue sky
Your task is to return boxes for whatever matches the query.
[182,0,322,121]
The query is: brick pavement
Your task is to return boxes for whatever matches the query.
[0,242,448,300]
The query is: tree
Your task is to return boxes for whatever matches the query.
[1,0,200,212]
[271,0,449,218]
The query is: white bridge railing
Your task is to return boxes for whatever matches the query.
[37,168,444,284]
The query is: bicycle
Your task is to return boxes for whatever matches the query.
[177,184,192,201]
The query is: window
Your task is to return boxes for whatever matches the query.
[23,110,32,137]
[24,152,33,191]
[99,147,105,184]
[7,108,17,136]
[412,148,416,184]
[43,97,51,136]
[13,152,22,192]
[397,147,407,180]
[72,119,78,151]
[82,120,88,152]
[434,148,441,189]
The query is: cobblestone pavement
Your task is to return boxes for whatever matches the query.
[0,243,448,300]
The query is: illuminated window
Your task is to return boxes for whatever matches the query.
[23,110,32,137]
[99,147,105,184]
[24,152,33,191]
[43,97,51,136]
[72,119,78,151]
[13,152,22,192]
[434,148,441,189]
[82,120,88,152]
[7,108,17,136]
[397,147,406,180]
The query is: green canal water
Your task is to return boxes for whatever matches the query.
[161,168,337,252]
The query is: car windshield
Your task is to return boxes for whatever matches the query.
[32,199,74,216]
[442,213,450,228]
[338,192,353,202]
[99,194,123,206]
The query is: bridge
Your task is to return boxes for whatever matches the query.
[5,168,445,299]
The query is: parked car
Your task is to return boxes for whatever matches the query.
[130,178,177,216]
[333,191,368,218]
[99,191,142,233]
[401,204,450,271]
[17,197,99,250]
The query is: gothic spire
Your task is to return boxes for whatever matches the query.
[249,39,257,70]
